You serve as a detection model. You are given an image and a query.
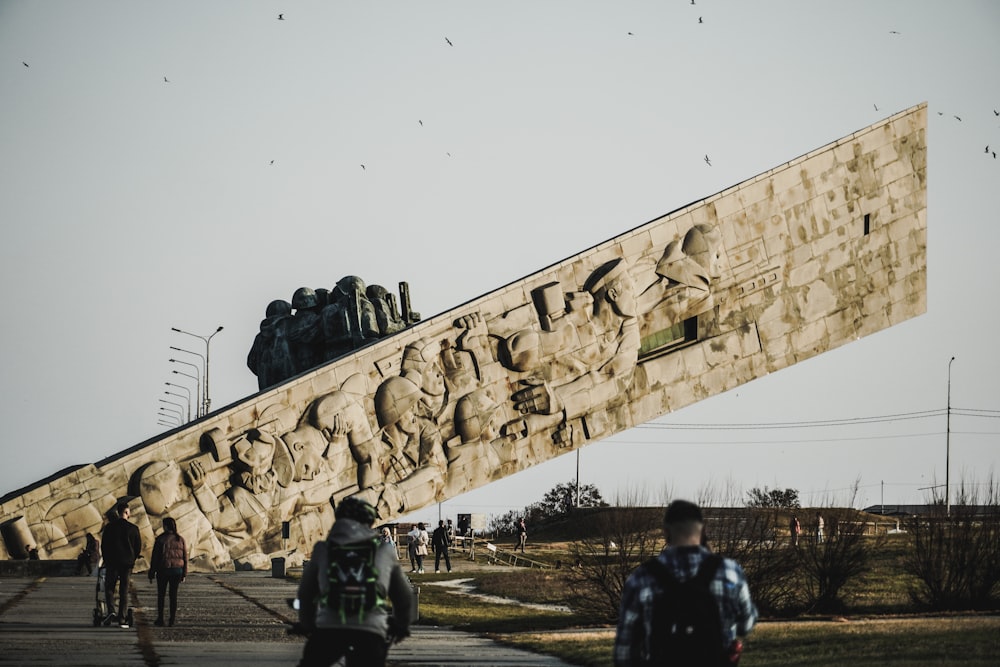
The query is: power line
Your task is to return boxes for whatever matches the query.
[636,406,999,431]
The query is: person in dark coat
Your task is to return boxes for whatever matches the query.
[148,516,188,627]
[101,501,142,627]
[77,533,101,575]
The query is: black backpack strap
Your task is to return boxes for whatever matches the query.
[645,553,722,587]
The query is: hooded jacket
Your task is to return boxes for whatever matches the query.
[297,518,413,638]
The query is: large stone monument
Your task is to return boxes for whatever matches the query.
[0,105,927,571]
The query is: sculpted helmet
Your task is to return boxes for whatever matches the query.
[336,275,366,297]
[291,287,318,310]
[266,299,292,318]
[374,375,421,428]
[335,496,379,526]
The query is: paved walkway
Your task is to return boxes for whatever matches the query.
[0,571,575,666]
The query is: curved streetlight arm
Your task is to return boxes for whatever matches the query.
[158,406,183,421]
[170,326,222,415]
[168,361,202,418]
[164,390,191,421]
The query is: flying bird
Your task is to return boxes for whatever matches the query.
[418,119,423,126]
[22,61,29,67]
[627,32,634,36]
[270,160,275,165]
[704,154,712,166]
[360,164,366,171]
[994,110,999,116]
[445,37,453,46]
[874,103,879,111]
[164,76,170,83]
[954,115,962,121]
[889,30,900,34]
[278,14,284,20]
[698,16,703,23]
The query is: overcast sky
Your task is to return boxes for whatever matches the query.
[2,1,998,523]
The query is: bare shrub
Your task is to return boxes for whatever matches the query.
[707,506,802,615]
[564,487,664,621]
[795,505,880,613]
[903,478,1000,610]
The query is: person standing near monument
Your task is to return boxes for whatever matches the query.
[101,501,142,628]
[148,516,188,627]
[432,520,452,573]
[614,500,757,666]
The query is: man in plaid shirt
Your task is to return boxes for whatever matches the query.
[614,500,757,666]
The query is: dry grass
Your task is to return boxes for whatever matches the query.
[414,531,1000,666]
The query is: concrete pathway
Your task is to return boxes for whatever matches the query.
[0,572,575,666]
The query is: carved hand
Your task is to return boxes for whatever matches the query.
[512,379,561,416]
[186,460,206,489]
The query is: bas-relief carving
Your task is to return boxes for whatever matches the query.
[0,106,927,569]
[124,227,727,569]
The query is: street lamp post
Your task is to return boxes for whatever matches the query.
[946,356,956,516]
[169,346,205,415]
[171,326,223,416]
[168,361,201,418]
[165,389,191,422]
[159,398,186,422]
[158,406,183,423]
[165,381,192,418]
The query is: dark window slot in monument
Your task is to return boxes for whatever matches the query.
[639,316,698,361]
[863,213,871,235]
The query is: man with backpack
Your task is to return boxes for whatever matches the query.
[613,500,757,666]
[295,496,414,667]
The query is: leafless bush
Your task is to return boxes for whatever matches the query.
[707,506,802,615]
[795,506,880,613]
[564,487,664,621]
[903,478,1000,610]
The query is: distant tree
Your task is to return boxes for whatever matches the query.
[538,481,607,521]
[746,486,801,509]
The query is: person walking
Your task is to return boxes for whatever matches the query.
[614,499,757,666]
[406,524,420,572]
[295,496,413,667]
[148,516,187,627]
[517,517,527,553]
[790,515,801,547]
[815,512,825,544]
[76,532,101,575]
[100,501,142,628]
[431,520,452,573]
[412,522,429,573]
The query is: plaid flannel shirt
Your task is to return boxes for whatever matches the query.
[613,545,758,666]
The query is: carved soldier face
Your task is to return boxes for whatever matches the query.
[420,360,446,397]
[282,426,325,482]
[138,460,184,515]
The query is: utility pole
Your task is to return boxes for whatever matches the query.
[946,356,955,516]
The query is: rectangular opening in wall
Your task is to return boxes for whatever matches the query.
[864,213,871,235]
[639,316,698,361]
